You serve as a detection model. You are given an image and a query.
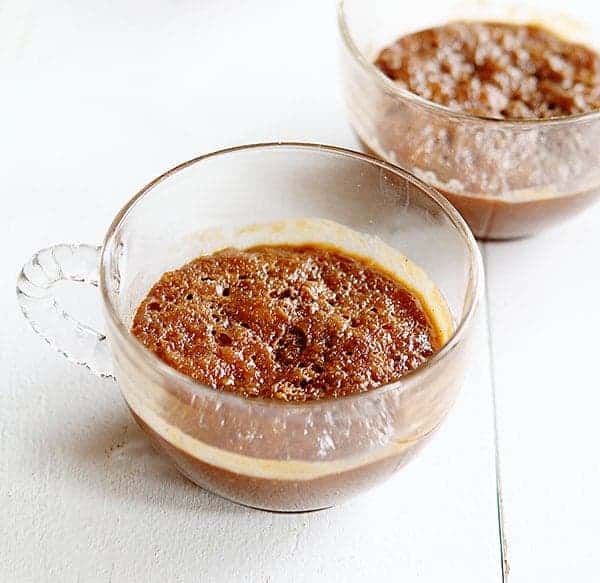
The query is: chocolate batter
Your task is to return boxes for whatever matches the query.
[132,245,441,402]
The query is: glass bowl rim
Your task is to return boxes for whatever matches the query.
[337,0,600,127]
[100,142,484,408]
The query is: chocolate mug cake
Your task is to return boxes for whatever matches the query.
[125,218,456,511]
[339,2,600,239]
[18,144,481,512]
[372,21,600,239]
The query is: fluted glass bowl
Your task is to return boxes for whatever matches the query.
[17,143,483,512]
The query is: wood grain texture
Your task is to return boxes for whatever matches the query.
[1,0,503,581]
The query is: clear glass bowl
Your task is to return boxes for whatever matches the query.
[339,0,600,239]
[17,143,483,512]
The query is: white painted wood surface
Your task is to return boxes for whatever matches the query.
[485,208,600,582]
[0,1,597,581]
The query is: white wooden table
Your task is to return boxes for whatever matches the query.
[2,1,599,581]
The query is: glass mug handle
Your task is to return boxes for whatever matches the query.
[16,244,115,380]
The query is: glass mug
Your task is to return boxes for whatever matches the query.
[339,0,600,239]
[17,143,483,512]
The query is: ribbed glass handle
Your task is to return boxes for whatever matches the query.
[16,244,115,379]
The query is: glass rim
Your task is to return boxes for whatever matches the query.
[337,0,600,127]
[100,142,484,408]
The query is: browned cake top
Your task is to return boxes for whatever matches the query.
[131,245,441,402]
[375,21,600,119]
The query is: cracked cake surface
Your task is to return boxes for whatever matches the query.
[375,21,600,119]
[131,244,442,402]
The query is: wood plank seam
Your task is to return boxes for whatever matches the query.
[483,243,510,582]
